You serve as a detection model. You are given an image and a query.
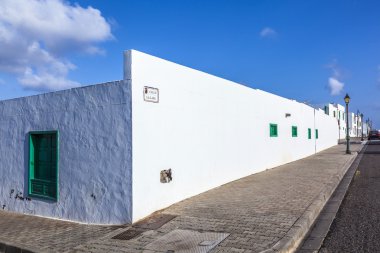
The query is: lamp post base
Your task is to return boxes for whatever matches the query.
[346,136,350,155]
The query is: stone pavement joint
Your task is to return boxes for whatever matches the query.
[0,144,363,253]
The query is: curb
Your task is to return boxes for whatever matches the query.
[260,146,363,253]
[297,143,367,252]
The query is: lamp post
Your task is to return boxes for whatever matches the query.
[361,113,364,141]
[344,94,351,154]
[356,110,360,137]
[367,118,370,136]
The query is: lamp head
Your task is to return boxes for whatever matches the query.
[344,93,350,104]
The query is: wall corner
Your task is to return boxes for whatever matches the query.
[124,50,132,81]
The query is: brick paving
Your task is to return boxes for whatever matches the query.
[0,211,120,252]
[0,144,362,253]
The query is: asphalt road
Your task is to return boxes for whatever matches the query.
[320,140,380,253]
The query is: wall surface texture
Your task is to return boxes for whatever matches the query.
[0,81,132,224]
[126,50,339,222]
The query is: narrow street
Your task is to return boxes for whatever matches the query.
[320,141,380,252]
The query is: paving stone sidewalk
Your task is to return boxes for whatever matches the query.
[0,212,120,253]
[0,144,363,253]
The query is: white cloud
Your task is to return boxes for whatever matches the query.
[19,67,79,91]
[0,0,112,91]
[328,77,344,95]
[260,27,277,38]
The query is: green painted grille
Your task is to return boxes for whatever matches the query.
[292,126,298,137]
[324,106,329,115]
[270,124,278,137]
[31,179,56,197]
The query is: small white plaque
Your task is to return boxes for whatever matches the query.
[143,86,159,103]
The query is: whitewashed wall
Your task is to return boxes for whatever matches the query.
[0,49,339,225]
[326,103,346,139]
[0,81,132,224]
[125,50,339,222]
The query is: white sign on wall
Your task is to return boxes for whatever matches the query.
[143,86,159,103]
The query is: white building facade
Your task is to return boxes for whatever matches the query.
[323,104,367,139]
[345,111,366,138]
[0,50,339,224]
[324,103,346,139]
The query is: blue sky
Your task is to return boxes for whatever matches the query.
[0,0,379,127]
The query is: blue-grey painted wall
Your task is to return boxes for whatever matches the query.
[0,80,132,224]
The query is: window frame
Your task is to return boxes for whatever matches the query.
[315,129,319,139]
[270,123,278,137]
[308,128,311,139]
[28,130,59,201]
[292,126,298,137]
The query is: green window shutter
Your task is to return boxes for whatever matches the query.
[270,124,278,137]
[308,128,311,139]
[292,126,297,137]
[315,129,319,139]
[29,131,59,201]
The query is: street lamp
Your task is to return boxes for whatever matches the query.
[367,118,370,136]
[357,110,360,137]
[344,93,351,154]
[361,113,364,141]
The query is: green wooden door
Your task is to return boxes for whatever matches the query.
[29,132,58,200]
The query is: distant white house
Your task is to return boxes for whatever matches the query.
[362,121,370,137]
[323,103,368,138]
[0,50,339,225]
[324,103,346,139]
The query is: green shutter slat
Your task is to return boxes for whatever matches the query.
[31,179,57,197]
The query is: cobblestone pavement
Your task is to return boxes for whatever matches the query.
[0,144,362,253]
[0,211,120,252]
[73,144,362,253]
